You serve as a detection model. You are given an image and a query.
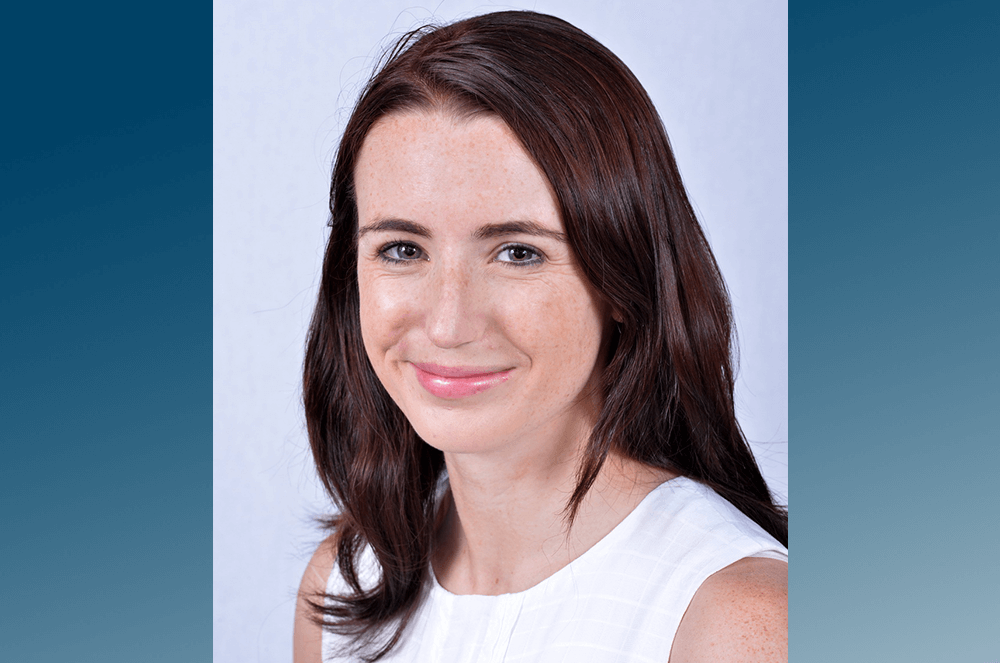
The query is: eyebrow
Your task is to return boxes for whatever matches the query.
[357,219,432,239]
[473,221,567,242]
[357,218,566,242]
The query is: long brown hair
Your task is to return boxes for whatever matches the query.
[304,10,787,660]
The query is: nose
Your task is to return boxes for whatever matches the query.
[424,262,486,349]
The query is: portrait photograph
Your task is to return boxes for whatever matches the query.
[214,1,787,660]
[1,0,996,661]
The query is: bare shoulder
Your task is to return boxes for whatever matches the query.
[669,557,788,663]
[294,534,338,663]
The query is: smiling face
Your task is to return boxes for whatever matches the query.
[354,110,611,461]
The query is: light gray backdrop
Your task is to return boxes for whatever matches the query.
[213,1,787,660]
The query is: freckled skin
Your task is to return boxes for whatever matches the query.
[670,557,788,662]
[354,111,611,462]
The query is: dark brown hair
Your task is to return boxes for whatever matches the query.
[304,10,787,660]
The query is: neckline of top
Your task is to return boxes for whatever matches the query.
[428,475,692,599]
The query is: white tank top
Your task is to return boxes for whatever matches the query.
[322,476,787,662]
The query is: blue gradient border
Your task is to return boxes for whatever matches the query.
[791,0,998,660]
[1,2,211,661]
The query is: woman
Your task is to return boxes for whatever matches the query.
[295,11,787,662]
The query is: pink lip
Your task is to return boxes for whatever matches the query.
[411,363,512,399]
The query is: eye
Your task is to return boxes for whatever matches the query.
[380,242,425,263]
[495,244,543,266]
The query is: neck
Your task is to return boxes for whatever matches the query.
[432,445,673,596]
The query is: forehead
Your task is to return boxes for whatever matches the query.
[353,110,560,228]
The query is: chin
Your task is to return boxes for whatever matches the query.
[406,408,515,456]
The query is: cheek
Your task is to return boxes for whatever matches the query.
[549,299,606,371]
[358,273,417,359]
[494,280,607,380]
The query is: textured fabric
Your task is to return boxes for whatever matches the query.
[322,476,787,662]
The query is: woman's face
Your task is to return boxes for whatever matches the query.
[354,110,611,459]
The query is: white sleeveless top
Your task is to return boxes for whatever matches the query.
[322,477,787,662]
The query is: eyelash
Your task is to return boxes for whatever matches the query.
[375,241,544,267]
[378,241,425,263]
[495,243,543,266]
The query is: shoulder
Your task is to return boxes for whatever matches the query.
[294,534,338,663]
[669,556,787,663]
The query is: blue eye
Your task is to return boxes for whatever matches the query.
[380,242,424,262]
[496,244,542,265]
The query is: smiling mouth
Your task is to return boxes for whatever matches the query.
[411,363,512,399]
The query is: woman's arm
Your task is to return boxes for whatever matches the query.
[293,536,337,663]
[670,557,788,663]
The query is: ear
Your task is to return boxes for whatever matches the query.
[611,309,624,324]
